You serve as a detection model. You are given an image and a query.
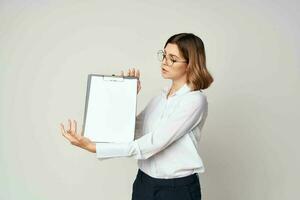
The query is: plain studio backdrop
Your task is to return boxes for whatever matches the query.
[0,0,299,199]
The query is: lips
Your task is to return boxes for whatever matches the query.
[162,68,168,72]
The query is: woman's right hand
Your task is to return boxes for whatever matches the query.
[60,119,96,153]
[120,68,141,95]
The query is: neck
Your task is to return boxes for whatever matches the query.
[170,82,185,91]
[167,80,186,98]
[170,75,189,90]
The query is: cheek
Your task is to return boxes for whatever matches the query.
[174,67,187,76]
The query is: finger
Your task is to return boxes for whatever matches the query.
[61,125,73,141]
[60,123,66,134]
[69,120,75,136]
[74,120,77,134]
[61,125,69,137]
[72,124,81,139]
[63,132,73,141]
[60,124,68,138]
[131,68,135,76]
[60,124,80,145]
[136,69,140,79]
[127,68,131,76]
[68,119,72,132]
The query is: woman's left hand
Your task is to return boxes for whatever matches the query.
[120,68,141,95]
[60,119,96,153]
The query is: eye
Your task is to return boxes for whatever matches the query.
[170,57,176,62]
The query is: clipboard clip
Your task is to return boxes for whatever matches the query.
[103,74,124,82]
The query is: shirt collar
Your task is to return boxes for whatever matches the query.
[161,83,192,98]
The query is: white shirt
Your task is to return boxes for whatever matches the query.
[95,83,208,178]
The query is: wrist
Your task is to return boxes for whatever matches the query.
[85,142,96,153]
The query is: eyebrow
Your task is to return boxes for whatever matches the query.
[163,49,180,59]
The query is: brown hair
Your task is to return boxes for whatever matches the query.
[163,33,214,91]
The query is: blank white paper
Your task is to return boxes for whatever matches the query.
[82,74,137,143]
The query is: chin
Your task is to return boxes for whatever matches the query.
[161,74,170,79]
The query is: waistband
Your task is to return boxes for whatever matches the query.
[137,169,199,187]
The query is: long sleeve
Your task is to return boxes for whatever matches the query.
[95,108,146,162]
[96,95,207,161]
[95,96,155,162]
[134,107,146,140]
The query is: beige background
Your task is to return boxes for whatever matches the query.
[0,0,299,199]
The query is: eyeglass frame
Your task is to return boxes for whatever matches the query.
[157,50,188,67]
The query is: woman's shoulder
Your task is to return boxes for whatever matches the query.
[186,89,207,101]
[180,90,208,108]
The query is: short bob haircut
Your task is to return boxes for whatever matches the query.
[163,33,214,91]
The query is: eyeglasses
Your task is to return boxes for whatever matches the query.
[157,50,188,67]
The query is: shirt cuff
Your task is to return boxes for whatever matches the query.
[95,141,137,160]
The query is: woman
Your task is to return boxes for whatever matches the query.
[60,32,214,200]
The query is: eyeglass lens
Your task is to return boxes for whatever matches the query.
[157,50,173,66]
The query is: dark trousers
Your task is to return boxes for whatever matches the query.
[131,169,201,200]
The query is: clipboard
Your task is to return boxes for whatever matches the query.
[82,74,138,143]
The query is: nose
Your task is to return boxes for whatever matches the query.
[162,56,168,66]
